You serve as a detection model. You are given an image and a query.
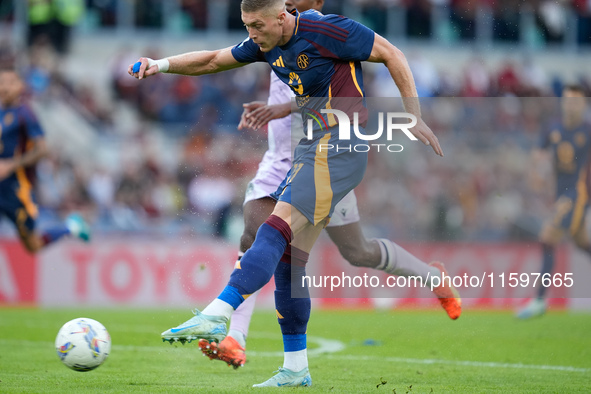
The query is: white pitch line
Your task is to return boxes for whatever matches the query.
[322,354,590,374]
[2,338,588,373]
[0,333,346,358]
[247,334,346,357]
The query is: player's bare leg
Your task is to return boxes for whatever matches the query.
[326,223,461,320]
[19,232,44,254]
[240,197,277,253]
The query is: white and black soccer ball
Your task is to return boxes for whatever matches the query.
[55,317,111,372]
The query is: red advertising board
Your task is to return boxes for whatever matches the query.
[0,240,37,304]
[0,237,585,309]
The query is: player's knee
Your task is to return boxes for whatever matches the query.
[239,227,258,253]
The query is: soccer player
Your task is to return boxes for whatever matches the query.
[130,0,448,386]
[517,84,591,319]
[0,68,90,253]
[196,0,461,371]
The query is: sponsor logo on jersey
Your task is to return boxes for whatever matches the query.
[273,56,286,68]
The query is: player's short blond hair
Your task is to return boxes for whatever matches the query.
[241,0,285,15]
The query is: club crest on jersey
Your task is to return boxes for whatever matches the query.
[3,112,14,126]
[297,53,310,69]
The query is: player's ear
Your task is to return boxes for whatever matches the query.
[277,10,286,25]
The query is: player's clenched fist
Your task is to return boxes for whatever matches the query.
[128,57,170,80]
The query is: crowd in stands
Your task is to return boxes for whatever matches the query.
[76,0,591,46]
[1,2,590,242]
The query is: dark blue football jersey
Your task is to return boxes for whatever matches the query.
[0,103,44,188]
[540,121,591,197]
[232,9,375,129]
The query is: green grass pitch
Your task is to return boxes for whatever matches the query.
[0,307,590,393]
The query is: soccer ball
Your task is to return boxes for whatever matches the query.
[55,317,111,372]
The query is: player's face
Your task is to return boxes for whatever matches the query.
[242,10,286,52]
[562,89,587,121]
[0,71,24,107]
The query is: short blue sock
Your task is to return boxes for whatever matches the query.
[217,285,244,310]
[41,225,71,245]
[283,334,307,352]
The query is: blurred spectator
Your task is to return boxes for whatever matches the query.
[462,57,491,97]
[27,0,85,55]
[51,0,85,53]
[5,2,591,242]
[87,0,116,27]
[27,0,54,49]
[537,0,567,43]
[492,0,521,42]
[449,0,477,40]
[135,0,162,28]
[407,0,432,38]
[188,170,237,238]
[573,0,591,45]
[181,0,208,29]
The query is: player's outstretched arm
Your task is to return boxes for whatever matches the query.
[128,46,246,80]
[367,34,443,157]
[238,101,291,130]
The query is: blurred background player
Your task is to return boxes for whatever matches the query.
[198,0,461,371]
[0,68,90,253]
[517,84,591,319]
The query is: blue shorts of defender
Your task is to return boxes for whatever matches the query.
[271,127,368,226]
[0,181,38,238]
[547,190,589,236]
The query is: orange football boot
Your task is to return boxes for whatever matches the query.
[199,336,246,369]
[429,261,462,320]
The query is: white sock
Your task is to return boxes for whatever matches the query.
[228,329,247,348]
[235,251,244,268]
[283,349,308,372]
[376,239,439,286]
[202,298,234,321]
